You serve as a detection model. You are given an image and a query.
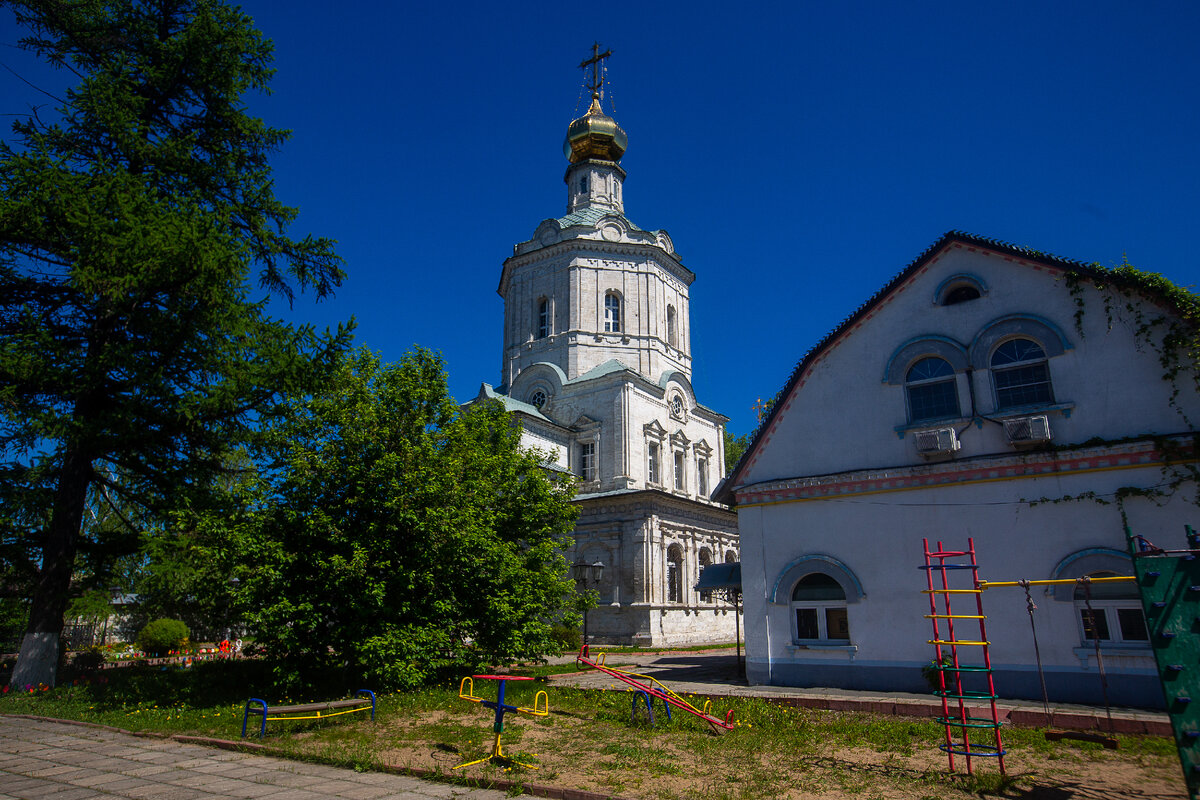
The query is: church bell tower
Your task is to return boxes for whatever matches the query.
[475,46,739,648]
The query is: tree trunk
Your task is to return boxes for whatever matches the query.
[10,446,92,689]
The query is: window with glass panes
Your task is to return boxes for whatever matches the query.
[647,442,660,484]
[579,441,596,482]
[791,573,849,642]
[604,293,621,332]
[991,338,1053,409]
[1075,572,1148,645]
[905,357,960,422]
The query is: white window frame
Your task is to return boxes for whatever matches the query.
[905,357,961,423]
[578,441,596,483]
[647,441,660,485]
[1077,601,1149,645]
[990,337,1054,410]
[604,292,621,333]
[790,574,850,644]
[1074,573,1148,646]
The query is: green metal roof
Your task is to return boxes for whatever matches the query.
[557,206,646,232]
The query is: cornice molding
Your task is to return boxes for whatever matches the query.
[734,437,1196,507]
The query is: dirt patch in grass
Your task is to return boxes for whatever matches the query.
[3,675,1185,799]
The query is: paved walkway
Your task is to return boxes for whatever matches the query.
[0,716,510,800]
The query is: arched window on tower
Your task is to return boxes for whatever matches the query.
[667,305,677,348]
[604,292,621,333]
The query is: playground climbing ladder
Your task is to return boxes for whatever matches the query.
[921,538,1006,775]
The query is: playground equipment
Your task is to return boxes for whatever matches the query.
[575,644,735,733]
[920,539,1006,775]
[978,574,1134,749]
[455,675,548,770]
[1127,525,1200,800]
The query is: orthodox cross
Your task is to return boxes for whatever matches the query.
[752,397,773,422]
[578,42,612,96]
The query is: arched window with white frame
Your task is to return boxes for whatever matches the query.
[604,292,621,333]
[667,305,677,347]
[991,338,1053,410]
[905,357,960,423]
[791,573,849,642]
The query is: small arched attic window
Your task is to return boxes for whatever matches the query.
[935,274,986,306]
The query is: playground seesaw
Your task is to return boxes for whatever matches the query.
[575,644,735,734]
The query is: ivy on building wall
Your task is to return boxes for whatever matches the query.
[1034,262,1200,517]
[1066,259,1200,419]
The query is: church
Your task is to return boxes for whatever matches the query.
[471,50,739,647]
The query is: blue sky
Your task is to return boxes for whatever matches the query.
[3,1,1199,440]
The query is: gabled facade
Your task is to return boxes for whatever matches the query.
[472,73,739,646]
[717,232,1200,707]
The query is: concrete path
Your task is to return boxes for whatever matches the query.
[0,716,510,800]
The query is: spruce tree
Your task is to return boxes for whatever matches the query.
[0,0,350,687]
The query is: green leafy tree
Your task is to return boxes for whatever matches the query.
[724,429,751,474]
[243,348,579,689]
[0,0,350,687]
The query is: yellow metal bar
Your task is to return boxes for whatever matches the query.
[605,665,705,716]
[518,690,549,717]
[459,676,483,703]
[266,706,371,723]
[921,589,981,594]
[928,639,989,646]
[925,613,987,620]
[979,576,1134,590]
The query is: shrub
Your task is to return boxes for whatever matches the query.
[550,622,581,653]
[922,656,954,691]
[137,619,190,657]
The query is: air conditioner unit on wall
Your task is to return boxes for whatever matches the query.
[1003,415,1052,446]
[913,427,961,457]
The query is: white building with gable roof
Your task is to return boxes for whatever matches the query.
[717,232,1200,707]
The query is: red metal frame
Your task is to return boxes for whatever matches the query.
[922,538,1006,775]
[575,644,735,732]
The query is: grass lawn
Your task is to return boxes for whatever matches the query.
[0,660,1187,799]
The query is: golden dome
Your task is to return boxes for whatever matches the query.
[563,93,627,163]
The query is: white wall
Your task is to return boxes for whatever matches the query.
[734,241,1199,707]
